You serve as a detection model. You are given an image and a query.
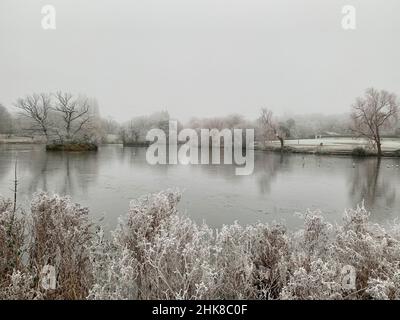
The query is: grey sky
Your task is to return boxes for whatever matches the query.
[1,0,399,122]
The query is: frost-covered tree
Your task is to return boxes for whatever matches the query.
[0,104,13,134]
[351,88,399,157]
[14,94,52,141]
[258,108,286,148]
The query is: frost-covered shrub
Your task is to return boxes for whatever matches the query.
[0,198,25,287]
[281,205,400,300]
[90,191,291,300]
[280,259,343,300]
[299,211,332,258]
[2,190,400,300]
[214,222,289,299]
[213,223,255,299]
[89,190,217,300]
[28,193,93,299]
[89,192,400,300]
[1,193,95,299]
[0,270,42,300]
[366,273,400,300]
[88,226,139,300]
[331,205,400,299]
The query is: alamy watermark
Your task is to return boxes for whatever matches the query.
[41,264,56,290]
[41,4,357,31]
[145,121,255,176]
[41,5,56,30]
[341,265,356,290]
[342,5,356,30]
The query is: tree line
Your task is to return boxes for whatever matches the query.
[1,87,399,156]
[257,88,399,157]
[1,92,103,144]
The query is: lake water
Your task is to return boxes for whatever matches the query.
[1,144,400,230]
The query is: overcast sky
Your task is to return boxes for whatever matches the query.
[1,0,400,122]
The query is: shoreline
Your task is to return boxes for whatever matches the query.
[256,145,400,158]
[2,140,400,158]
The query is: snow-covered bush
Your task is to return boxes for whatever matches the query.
[28,193,94,299]
[281,205,400,300]
[0,270,42,300]
[214,222,289,299]
[280,259,343,300]
[2,190,400,300]
[89,190,217,300]
[90,190,400,300]
[331,205,400,299]
[0,198,25,288]
[280,211,340,299]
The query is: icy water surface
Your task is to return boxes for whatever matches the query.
[1,144,400,230]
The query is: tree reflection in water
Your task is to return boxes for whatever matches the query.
[25,149,99,197]
[349,157,396,214]
[256,152,286,194]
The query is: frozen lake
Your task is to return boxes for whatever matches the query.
[1,144,400,230]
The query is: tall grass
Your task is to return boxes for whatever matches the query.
[1,190,400,300]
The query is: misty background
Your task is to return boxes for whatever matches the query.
[1,0,400,122]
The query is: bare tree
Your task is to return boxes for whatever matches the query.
[53,92,91,142]
[258,108,273,146]
[351,88,399,157]
[102,116,120,135]
[14,93,52,141]
[127,118,142,142]
[0,104,13,134]
[121,113,169,145]
[258,108,286,148]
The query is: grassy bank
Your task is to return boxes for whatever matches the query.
[0,135,43,144]
[259,138,400,157]
[1,190,400,300]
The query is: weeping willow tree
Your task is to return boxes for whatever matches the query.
[351,88,399,157]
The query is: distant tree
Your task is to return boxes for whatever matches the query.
[53,92,93,142]
[148,110,170,134]
[350,88,399,157]
[102,117,120,135]
[224,114,247,129]
[121,111,171,144]
[187,114,251,132]
[278,122,291,139]
[0,104,12,134]
[258,108,286,148]
[127,117,147,142]
[14,93,52,141]
[285,118,296,138]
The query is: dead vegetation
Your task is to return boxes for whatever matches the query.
[1,190,400,300]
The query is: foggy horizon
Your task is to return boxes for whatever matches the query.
[1,0,400,122]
